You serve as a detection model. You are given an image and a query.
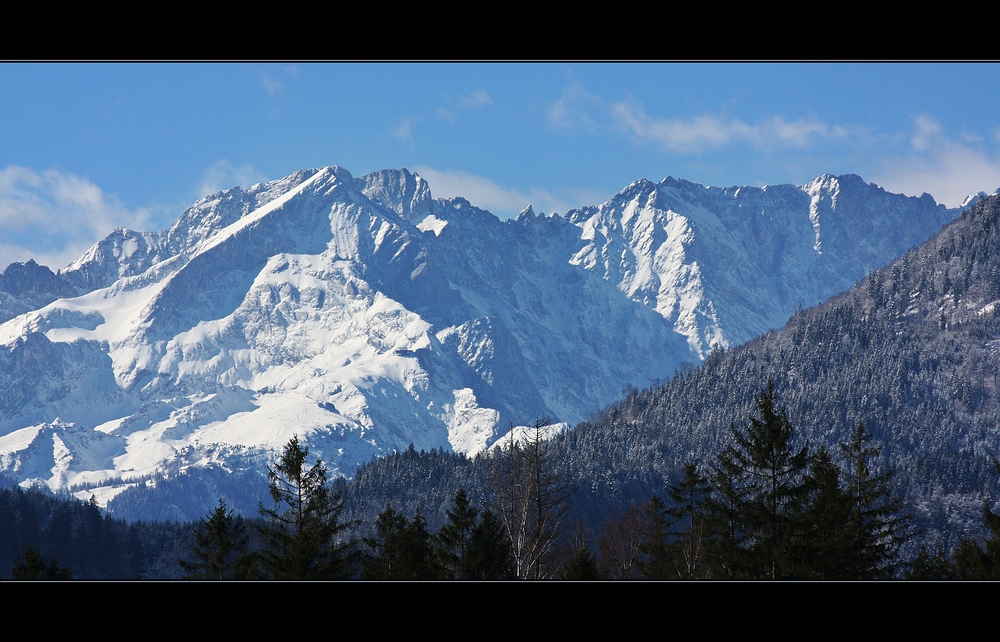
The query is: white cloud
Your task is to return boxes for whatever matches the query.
[761,116,849,148]
[197,160,268,198]
[910,114,942,152]
[874,116,1000,208]
[548,80,602,131]
[609,100,848,153]
[549,80,854,154]
[460,90,493,108]
[436,107,456,123]
[261,73,284,98]
[393,118,417,143]
[0,167,155,270]
[413,166,579,219]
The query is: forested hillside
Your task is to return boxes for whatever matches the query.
[0,486,189,579]
[545,193,1000,550]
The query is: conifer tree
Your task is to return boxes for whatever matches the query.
[10,544,72,580]
[361,503,439,579]
[637,495,673,579]
[560,547,602,580]
[257,435,353,580]
[951,457,1000,579]
[179,498,250,580]
[361,503,408,580]
[704,432,754,578]
[795,446,854,579]
[841,423,911,578]
[706,381,808,579]
[907,543,955,579]
[404,509,440,579]
[466,509,516,580]
[436,489,478,580]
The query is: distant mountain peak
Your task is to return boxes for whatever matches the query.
[0,166,965,519]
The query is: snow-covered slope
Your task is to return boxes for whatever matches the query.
[566,174,955,357]
[0,166,958,506]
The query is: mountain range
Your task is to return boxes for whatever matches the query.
[0,166,963,516]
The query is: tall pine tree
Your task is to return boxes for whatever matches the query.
[179,498,251,580]
[795,446,854,579]
[706,381,809,579]
[436,489,478,580]
[257,435,354,580]
[841,423,911,578]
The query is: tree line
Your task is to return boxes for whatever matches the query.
[7,382,999,579]
[177,435,516,580]
[171,384,999,580]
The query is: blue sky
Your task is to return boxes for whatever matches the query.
[1,62,998,270]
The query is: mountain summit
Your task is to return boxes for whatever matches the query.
[0,166,957,511]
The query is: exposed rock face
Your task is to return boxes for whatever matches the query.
[0,167,957,507]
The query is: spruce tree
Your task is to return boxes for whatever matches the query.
[436,489,478,580]
[403,509,440,579]
[706,381,808,579]
[795,446,854,579]
[841,423,911,578]
[10,544,72,580]
[637,495,673,579]
[907,543,955,579]
[361,503,439,579]
[951,457,1000,579]
[704,431,755,578]
[361,503,408,580]
[560,547,602,580]
[179,499,250,580]
[257,435,353,580]
[666,462,711,579]
[466,509,516,580]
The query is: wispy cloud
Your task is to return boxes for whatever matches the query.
[611,100,851,153]
[548,80,602,132]
[261,74,284,98]
[413,165,579,219]
[873,115,1000,208]
[909,114,941,152]
[197,160,268,198]
[393,118,418,143]
[460,90,493,108]
[436,107,456,124]
[0,167,156,270]
[549,80,854,153]
[394,89,494,145]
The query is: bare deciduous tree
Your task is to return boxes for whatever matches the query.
[489,418,572,579]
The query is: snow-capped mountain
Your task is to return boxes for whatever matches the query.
[0,166,958,506]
